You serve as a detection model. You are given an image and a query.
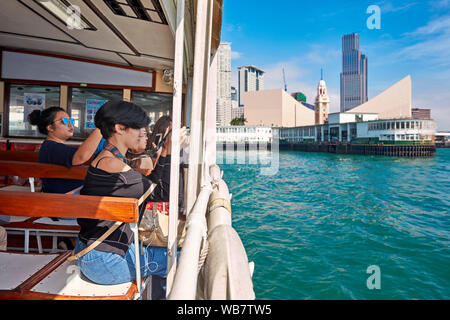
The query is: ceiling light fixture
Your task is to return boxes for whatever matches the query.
[37,0,92,30]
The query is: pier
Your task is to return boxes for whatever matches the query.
[279,142,436,157]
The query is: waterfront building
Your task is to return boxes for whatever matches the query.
[340,33,368,112]
[217,126,273,143]
[216,42,232,126]
[280,114,436,145]
[435,132,450,148]
[244,88,315,127]
[279,75,437,156]
[238,65,264,107]
[314,79,330,125]
[350,75,411,119]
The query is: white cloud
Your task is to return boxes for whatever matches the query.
[429,0,450,10]
[378,1,418,13]
[404,15,450,36]
[413,88,450,130]
[231,51,242,59]
[396,15,450,66]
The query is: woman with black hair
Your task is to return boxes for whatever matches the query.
[73,100,177,290]
[28,107,102,194]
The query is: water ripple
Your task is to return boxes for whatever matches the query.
[221,149,450,300]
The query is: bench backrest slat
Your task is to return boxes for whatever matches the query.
[0,160,88,180]
[0,191,139,223]
[0,151,39,162]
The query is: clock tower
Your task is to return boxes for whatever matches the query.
[315,75,330,125]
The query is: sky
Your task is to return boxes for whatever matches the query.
[221,0,450,130]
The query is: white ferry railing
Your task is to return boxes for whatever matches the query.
[168,184,212,299]
[168,165,255,300]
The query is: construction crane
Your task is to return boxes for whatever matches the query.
[282,68,287,92]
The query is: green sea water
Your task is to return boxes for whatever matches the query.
[218,148,450,300]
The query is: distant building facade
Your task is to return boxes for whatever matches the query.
[340,33,368,112]
[217,126,273,143]
[238,65,264,107]
[244,89,315,127]
[231,86,237,101]
[230,86,243,119]
[216,42,232,126]
[315,79,330,125]
[412,108,431,120]
[231,104,244,119]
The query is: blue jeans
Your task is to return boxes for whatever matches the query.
[74,239,179,286]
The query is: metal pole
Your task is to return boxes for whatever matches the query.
[166,0,185,296]
[186,0,213,215]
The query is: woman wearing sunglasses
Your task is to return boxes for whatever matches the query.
[29,107,102,194]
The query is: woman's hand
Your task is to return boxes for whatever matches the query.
[161,124,172,157]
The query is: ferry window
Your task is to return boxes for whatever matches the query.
[401,122,405,129]
[391,122,395,129]
[131,92,173,129]
[70,87,123,139]
[7,84,60,137]
[396,122,400,129]
[406,122,410,129]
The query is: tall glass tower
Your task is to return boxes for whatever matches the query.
[340,33,368,112]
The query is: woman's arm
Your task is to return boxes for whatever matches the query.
[72,128,103,166]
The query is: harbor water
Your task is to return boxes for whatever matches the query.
[218,148,450,300]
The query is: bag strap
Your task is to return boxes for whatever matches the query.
[67,183,157,262]
[67,220,122,262]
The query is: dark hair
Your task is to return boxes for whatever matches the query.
[147,115,172,151]
[28,107,65,135]
[94,100,150,139]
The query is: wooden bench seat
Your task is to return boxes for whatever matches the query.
[0,251,140,300]
[0,189,147,300]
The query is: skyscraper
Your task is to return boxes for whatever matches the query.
[216,42,232,126]
[340,33,368,112]
[238,65,265,107]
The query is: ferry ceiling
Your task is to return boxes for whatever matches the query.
[0,0,223,83]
